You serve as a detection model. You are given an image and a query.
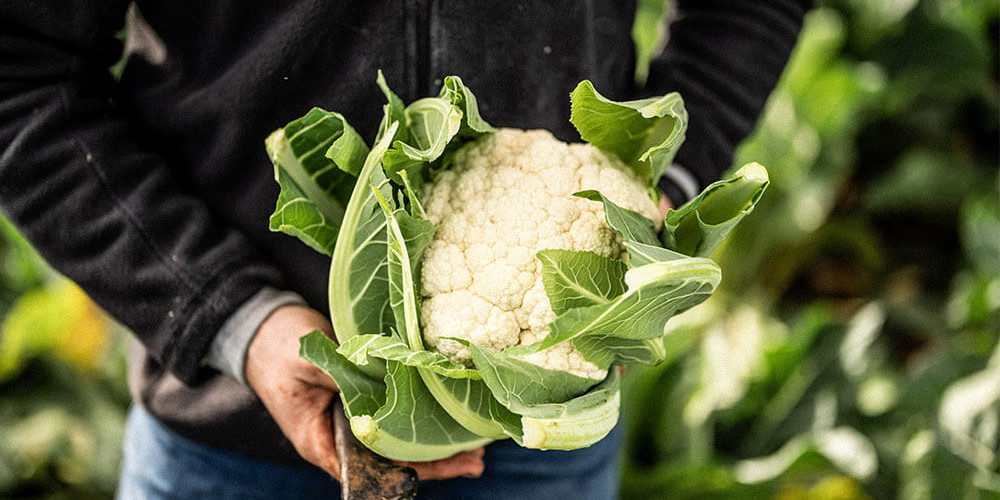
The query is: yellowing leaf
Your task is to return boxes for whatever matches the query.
[0,280,108,381]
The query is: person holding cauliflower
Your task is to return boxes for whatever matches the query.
[0,1,811,498]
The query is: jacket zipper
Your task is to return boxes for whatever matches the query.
[406,0,432,98]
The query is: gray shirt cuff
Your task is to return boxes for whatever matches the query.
[203,287,308,385]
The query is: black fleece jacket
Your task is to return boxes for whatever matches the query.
[0,0,809,465]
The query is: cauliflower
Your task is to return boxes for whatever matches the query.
[275,74,760,460]
[420,129,660,379]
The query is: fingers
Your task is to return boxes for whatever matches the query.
[245,304,344,476]
[276,384,341,476]
[397,447,485,480]
[297,362,341,394]
[302,403,341,475]
[245,303,489,482]
[658,194,673,219]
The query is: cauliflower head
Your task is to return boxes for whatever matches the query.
[420,128,660,379]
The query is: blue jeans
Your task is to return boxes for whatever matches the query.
[117,405,621,499]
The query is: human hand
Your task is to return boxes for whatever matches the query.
[244,305,485,480]
[658,194,674,219]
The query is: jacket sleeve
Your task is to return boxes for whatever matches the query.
[0,2,285,384]
[642,0,813,199]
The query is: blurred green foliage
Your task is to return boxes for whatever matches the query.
[0,1,997,498]
[0,219,130,499]
[632,0,669,86]
[622,0,999,499]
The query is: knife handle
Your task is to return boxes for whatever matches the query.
[332,398,419,500]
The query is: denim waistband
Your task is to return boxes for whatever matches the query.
[117,404,622,500]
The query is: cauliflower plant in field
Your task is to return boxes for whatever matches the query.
[421,129,660,379]
[269,73,768,461]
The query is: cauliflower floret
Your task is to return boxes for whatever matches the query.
[420,129,659,380]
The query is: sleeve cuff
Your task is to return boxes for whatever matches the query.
[657,163,701,207]
[202,287,308,385]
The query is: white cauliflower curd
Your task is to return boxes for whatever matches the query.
[419,128,660,379]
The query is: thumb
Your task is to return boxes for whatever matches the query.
[299,362,341,394]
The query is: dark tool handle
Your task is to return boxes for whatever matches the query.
[332,398,419,500]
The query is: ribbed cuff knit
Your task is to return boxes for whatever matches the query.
[203,287,308,386]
